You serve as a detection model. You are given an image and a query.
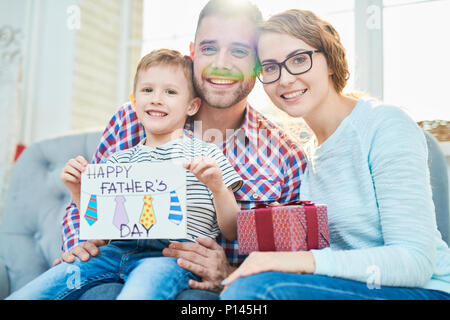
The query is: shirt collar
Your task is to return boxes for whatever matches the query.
[184,103,259,142]
[242,102,261,139]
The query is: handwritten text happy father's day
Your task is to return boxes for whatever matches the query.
[84,164,168,195]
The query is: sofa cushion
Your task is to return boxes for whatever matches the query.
[1,129,448,299]
[424,131,449,245]
[0,131,102,293]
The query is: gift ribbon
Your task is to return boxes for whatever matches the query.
[252,200,319,250]
[254,208,276,251]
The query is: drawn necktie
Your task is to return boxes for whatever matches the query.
[140,195,156,231]
[168,190,183,225]
[113,195,129,230]
[84,194,98,226]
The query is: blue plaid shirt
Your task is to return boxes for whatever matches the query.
[62,102,306,265]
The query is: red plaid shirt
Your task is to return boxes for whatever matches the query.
[62,102,306,265]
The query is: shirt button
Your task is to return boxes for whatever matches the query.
[252,194,259,200]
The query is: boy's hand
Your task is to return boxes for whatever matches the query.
[53,240,108,266]
[60,156,88,197]
[184,156,226,194]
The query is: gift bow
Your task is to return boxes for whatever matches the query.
[251,200,320,251]
[251,200,315,210]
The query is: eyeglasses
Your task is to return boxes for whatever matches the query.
[257,50,322,84]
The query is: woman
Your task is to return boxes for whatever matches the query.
[220,9,450,299]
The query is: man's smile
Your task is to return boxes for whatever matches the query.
[202,67,244,87]
[204,76,240,88]
[207,78,237,85]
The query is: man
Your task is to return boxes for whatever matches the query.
[58,0,306,299]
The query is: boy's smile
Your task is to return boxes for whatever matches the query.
[144,109,168,118]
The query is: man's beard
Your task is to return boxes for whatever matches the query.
[193,75,255,109]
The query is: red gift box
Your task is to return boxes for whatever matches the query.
[237,201,329,255]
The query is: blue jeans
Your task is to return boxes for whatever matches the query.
[6,240,198,300]
[220,272,450,300]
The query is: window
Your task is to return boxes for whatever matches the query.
[383,0,450,121]
[141,0,355,114]
[141,0,449,123]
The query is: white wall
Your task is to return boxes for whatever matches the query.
[71,0,143,131]
[0,0,30,218]
[22,0,77,143]
[1,0,78,145]
[0,0,78,218]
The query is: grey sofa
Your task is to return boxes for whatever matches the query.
[0,130,449,300]
[0,131,102,299]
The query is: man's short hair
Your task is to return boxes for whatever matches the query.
[195,0,263,42]
[133,48,196,98]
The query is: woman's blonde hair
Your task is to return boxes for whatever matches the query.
[258,9,350,93]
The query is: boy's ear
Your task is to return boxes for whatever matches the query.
[189,42,195,60]
[130,94,136,110]
[187,97,201,116]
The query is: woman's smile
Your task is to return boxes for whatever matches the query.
[280,88,308,101]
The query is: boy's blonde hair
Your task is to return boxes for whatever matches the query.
[258,9,350,94]
[133,48,196,97]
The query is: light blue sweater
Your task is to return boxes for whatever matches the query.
[302,98,450,293]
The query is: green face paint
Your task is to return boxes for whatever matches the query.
[202,64,261,81]
[203,67,245,81]
[200,49,261,80]
[253,57,262,77]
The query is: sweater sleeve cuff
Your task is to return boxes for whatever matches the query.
[311,248,335,276]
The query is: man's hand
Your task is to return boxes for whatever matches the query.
[52,240,108,266]
[162,237,233,292]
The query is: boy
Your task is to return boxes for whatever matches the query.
[7,49,242,300]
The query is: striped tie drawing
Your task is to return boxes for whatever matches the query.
[84,194,98,226]
[168,190,183,225]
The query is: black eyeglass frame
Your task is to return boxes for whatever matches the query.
[257,50,323,84]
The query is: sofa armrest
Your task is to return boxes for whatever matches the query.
[0,258,10,299]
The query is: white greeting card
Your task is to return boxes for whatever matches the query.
[80,162,187,240]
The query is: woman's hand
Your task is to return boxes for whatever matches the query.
[222,251,316,289]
